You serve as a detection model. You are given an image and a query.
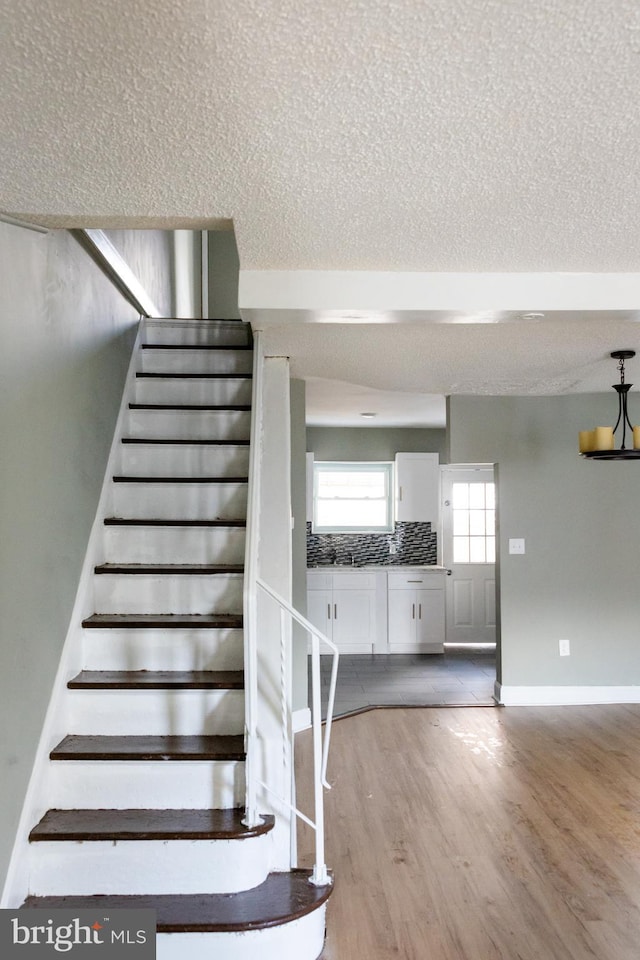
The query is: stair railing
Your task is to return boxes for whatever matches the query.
[254,576,339,887]
[242,333,337,886]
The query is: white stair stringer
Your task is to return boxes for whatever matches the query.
[7,318,330,958]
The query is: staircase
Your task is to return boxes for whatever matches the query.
[15,319,331,959]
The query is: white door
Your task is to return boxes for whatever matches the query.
[442,466,497,645]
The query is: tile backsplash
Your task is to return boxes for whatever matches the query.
[307,521,437,567]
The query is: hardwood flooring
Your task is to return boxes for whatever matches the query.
[295,705,640,960]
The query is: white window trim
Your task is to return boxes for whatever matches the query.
[312,461,394,534]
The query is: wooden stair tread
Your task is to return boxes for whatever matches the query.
[94,564,244,575]
[68,670,244,689]
[129,403,251,411]
[121,438,250,446]
[104,518,247,527]
[30,808,273,842]
[82,614,243,629]
[136,372,252,380]
[141,343,253,351]
[50,735,245,762]
[22,870,332,932]
[112,476,248,483]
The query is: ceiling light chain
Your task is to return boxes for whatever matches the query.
[579,350,640,460]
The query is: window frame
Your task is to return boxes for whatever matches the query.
[312,461,395,534]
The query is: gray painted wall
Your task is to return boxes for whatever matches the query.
[208,230,240,320]
[104,229,175,317]
[307,426,446,460]
[448,394,640,688]
[0,224,172,891]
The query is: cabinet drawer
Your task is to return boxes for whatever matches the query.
[307,573,332,590]
[332,573,376,590]
[388,573,443,590]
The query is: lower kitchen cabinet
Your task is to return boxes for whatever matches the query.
[307,571,385,653]
[387,572,445,653]
[307,568,445,654]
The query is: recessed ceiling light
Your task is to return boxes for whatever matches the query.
[521,312,545,321]
[360,412,377,419]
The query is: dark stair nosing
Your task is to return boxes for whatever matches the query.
[112,476,248,484]
[30,808,272,842]
[94,564,244,576]
[141,343,253,351]
[82,614,243,629]
[104,518,247,527]
[21,870,332,932]
[129,403,251,412]
[68,670,245,690]
[136,372,253,380]
[50,735,246,762]
[121,438,250,446]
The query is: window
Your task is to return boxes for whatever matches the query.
[452,482,496,563]
[313,462,394,533]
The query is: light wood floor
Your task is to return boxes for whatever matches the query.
[295,705,640,960]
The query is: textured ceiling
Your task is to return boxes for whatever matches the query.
[2,1,640,425]
[2,0,640,272]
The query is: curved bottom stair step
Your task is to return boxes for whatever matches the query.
[21,869,332,932]
[29,808,274,842]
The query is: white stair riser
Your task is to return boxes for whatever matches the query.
[140,349,253,376]
[45,761,244,809]
[156,908,328,960]
[118,444,250,477]
[111,482,248,520]
[126,409,251,441]
[144,320,251,347]
[68,690,244,736]
[135,377,252,406]
[81,629,244,672]
[29,835,271,896]
[93,574,243,615]
[103,526,246,564]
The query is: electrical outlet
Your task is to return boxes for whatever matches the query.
[509,538,526,555]
[559,638,571,657]
[389,543,398,555]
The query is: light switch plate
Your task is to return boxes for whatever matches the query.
[509,538,525,555]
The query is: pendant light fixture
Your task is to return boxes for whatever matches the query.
[579,350,640,459]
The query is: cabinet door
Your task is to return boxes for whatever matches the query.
[415,588,445,646]
[387,590,416,646]
[395,453,440,522]
[333,589,375,648]
[307,589,333,639]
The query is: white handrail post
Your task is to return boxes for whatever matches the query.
[309,631,329,886]
[242,332,264,829]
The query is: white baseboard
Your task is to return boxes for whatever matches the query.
[293,707,312,732]
[495,682,640,706]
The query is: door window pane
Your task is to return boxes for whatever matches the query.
[451,482,495,564]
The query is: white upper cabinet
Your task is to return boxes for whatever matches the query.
[394,453,440,523]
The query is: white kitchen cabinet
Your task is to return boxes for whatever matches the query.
[307,571,385,653]
[387,571,445,653]
[394,453,440,523]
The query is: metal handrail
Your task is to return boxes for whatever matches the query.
[256,576,339,886]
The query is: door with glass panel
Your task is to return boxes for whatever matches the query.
[442,466,496,645]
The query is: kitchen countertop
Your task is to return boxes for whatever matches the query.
[308,564,448,572]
